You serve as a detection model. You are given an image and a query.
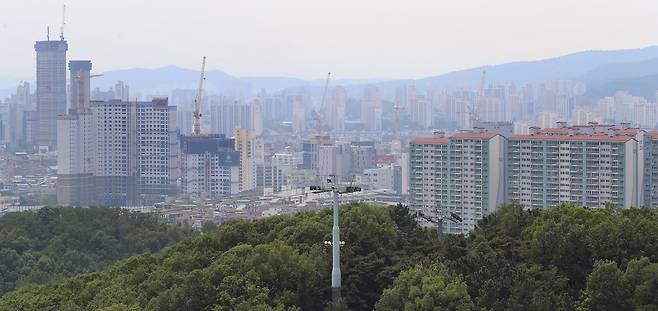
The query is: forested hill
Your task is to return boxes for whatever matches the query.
[2,203,658,310]
[0,206,192,296]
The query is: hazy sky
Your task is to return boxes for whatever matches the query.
[2,0,658,81]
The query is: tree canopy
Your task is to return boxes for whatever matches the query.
[0,206,192,296]
[2,203,658,310]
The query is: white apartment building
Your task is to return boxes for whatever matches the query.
[357,165,396,191]
[98,99,179,205]
[350,141,376,173]
[180,135,241,197]
[322,87,347,132]
[56,110,95,206]
[410,123,655,235]
[409,129,506,234]
[507,124,643,209]
[360,86,383,131]
[234,128,264,191]
[318,142,352,182]
[409,97,433,128]
[211,100,262,136]
[135,99,179,204]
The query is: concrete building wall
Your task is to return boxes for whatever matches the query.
[54,98,179,206]
[507,125,646,210]
[488,135,506,214]
[180,135,240,198]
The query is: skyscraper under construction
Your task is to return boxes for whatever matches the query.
[34,38,68,150]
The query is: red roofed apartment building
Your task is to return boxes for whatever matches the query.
[409,129,506,234]
[411,122,657,234]
[508,122,644,210]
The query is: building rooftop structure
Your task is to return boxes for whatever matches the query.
[512,121,642,142]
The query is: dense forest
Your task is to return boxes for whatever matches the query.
[1,203,658,310]
[0,206,192,296]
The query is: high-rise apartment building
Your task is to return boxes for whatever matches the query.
[91,81,130,102]
[360,86,382,131]
[643,132,658,208]
[180,134,241,197]
[57,60,95,206]
[134,99,179,204]
[56,109,95,205]
[301,135,332,170]
[508,123,644,209]
[409,130,506,234]
[396,85,417,111]
[350,141,376,172]
[234,127,262,192]
[5,82,32,149]
[410,122,658,234]
[35,39,68,149]
[318,141,354,182]
[269,153,294,192]
[211,100,255,136]
[291,95,306,133]
[57,98,178,206]
[321,87,346,132]
[409,96,433,128]
[177,110,194,135]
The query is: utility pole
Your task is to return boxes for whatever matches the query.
[310,175,361,302]
[416,205,463,239]
[330,184,341,300]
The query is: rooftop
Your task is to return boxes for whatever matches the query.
[511,134,634,142]
[451,132,499,140]
[411,137,449,144]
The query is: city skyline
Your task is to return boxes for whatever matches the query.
[1,2,658,310]
[3,0,658,82]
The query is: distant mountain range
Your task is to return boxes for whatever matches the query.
[577,57,658,102]
[5,45,658,100]
[90,66,384,97]
[399,46,658,88]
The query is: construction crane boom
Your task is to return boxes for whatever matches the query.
[59,5,66,41]
[313,72,331,134]
[320,72,331,108]
[193,56,206,136]
[474,70,486,124]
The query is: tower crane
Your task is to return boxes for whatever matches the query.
[473,70,486,124]
[312,110,323,134]
[59,5,66,41]
[76,71,103,112]
[415,204,463,239]
[314,72,331,134]
[193,56,207,136]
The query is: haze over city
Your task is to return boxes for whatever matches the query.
[3,0,658,82]
[3,1,658,310]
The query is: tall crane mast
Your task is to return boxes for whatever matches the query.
[474,70,486,124]
[76,71,103,112]
[193,56,207,136]
[59,5,66,41]
[315,72,331,134]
